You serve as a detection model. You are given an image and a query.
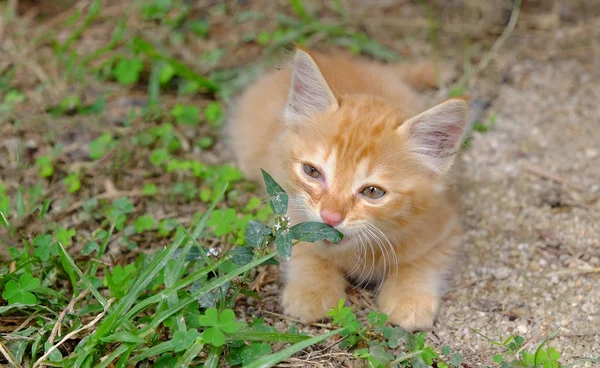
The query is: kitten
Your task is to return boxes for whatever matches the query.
[228,46,469,331]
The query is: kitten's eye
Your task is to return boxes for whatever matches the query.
[361,186,386,200]
[302,164,322,180]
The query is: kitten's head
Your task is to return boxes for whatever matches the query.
[280,48,468,249]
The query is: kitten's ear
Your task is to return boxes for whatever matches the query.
[284,48,339,123]
[399,98,469,176]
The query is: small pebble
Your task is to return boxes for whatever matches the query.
[493,267,511,279]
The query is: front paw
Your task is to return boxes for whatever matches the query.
[281,283,346,323]
[377,293,439,331]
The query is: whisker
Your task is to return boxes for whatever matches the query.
[367,223,399,292]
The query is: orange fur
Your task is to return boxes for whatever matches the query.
[228,48,469,331]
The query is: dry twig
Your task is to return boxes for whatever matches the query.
[32,298,114,368]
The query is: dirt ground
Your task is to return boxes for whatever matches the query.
[2,0,599,366]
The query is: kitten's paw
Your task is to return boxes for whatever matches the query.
[281,283,346,324]
[378,293,439,331]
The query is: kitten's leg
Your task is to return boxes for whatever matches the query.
[376,261,444,331]
[281,243,347,323]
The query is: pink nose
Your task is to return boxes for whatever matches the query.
[320,209,343,227]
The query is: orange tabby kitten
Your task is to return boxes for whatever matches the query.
[228,47,469,331]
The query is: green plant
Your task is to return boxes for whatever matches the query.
[2,273,41,304]
[114,57,144,85]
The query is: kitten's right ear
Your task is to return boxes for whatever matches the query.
[284,48,339,123]
[398,98,469,176]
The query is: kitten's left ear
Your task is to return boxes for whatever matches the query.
[399,98,469,176]
[284,48,339,123]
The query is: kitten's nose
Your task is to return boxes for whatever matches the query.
[320,209,343,227]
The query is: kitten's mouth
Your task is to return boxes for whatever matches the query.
[323,233,350,246]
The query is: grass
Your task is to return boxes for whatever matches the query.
[0,0,595,367]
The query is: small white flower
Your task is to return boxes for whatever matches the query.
[274,223,281,231]
[207,247,219,256]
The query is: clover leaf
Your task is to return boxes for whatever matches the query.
[171,328,200,353]
[198,308,239,347]
[2,273,40,305]
[207,208,238,236]
[32,234,58,262]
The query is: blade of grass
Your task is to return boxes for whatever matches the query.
[129,341,174,363]
[243,328,344,368]
[94,343,130,368]
[289,0,311,21]
[123,256,229,321]
[230,331,310,344]
[133,37,219,92]
[94,184,228,338]
[58,0,102,55]
[81,16,127,66]
[176,340,204,367]
[138,251,278,337]
[57,243,107,307]
[87,223,115,278]
[203,344,222,368]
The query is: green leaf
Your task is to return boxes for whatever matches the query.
[172,104,200,125]
[492,354,503,363]
[134,215,156,233]
[2,273,40,305]
[199,307,219,327]
[82,241,100,256]
[547,347,560,360]
[244,221,270,248]
[150,148,171,166]
[442,345,451,356]
[35,156,54,178]
[44,341,62,362]
[101,331,147,344]
[143,183,158,195]
[451,352,463,367]
[231,246,255,265]
[33,234,58,261]
[289,222,343,244]
[203,327,225,347]
[369,345,394,365]
[89,133,115,160]
[172,329,200,352]
[158,62,176,84]
[422,347,438,365]
[218,309,239,333]
[275,229,292,260]
[472,121,488,133]
[240,342,272,365]
[114,58,144,85]
[64,173,81,193]
[55,228,75,247]
[261,169,288,215]
[204,101,223,127]
[188,19,209,37]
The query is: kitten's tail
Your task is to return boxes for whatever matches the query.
[393,61,443,91]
